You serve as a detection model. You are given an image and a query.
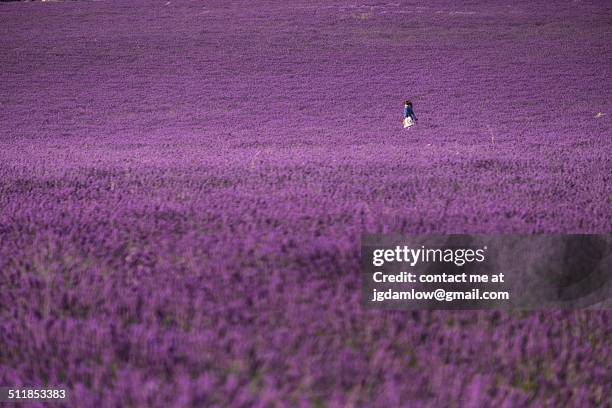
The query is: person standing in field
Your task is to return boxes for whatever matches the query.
[403,100,417,128]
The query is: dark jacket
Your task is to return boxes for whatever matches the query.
[404,105,417,120]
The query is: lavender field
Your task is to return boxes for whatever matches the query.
[1,0,611,406]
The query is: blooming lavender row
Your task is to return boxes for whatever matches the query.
[1,0,611,406]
